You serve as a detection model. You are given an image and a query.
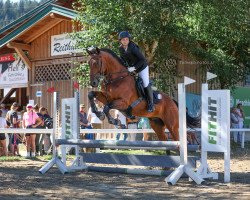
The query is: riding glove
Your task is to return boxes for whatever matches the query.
[128,66,136,72]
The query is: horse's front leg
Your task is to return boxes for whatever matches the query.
[88,91,107,121]
[103,99,127,126]
[103,104,119,126]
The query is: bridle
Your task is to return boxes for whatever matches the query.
[89,55,104,79]
[89,54,131,87]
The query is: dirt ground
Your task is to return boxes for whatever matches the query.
[0,146,249,200]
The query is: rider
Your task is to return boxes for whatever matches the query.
[118,31,154,112]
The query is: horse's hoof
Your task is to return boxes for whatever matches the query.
[113,119,119,126]
[97,112,105,121]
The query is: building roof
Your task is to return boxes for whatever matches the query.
[0,0,77,51]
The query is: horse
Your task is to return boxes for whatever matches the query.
[86,47,195,141]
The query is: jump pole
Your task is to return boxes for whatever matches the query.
[39,92,68,174]
[165,77,204,185]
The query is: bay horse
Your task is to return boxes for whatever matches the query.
[86,47,191,141]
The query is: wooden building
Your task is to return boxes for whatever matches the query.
[0,1,82,110]
[0,0,204,128]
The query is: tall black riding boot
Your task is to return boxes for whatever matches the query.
[145,85,154,112]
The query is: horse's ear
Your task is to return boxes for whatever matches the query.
[86,47,93,55]
[96,47,100,54]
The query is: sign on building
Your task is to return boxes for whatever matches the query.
[0,54,28,89]
[51,33,82,56]
[36,91,42,97]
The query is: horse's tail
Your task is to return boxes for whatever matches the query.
[173,100,201,128]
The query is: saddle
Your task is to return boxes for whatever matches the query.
[122,76,161,119]
[135,76,161,104]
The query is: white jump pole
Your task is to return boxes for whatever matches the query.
[165,77,204,185]
[69,91,86,171]
[39,92,68,174]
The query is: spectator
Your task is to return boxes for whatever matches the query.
[235,103,245,143]
[0,103,8,118]
[38,107,52,155]
[33,104,44,155]
[80,103,93,139]
[231,107,239,143]
[87,99,103,130]
[127,117,139,141]
[87,99,103,152]
[6,102,20,156]
[22,104,43,158]
[0,110,8,156]
[138,117,152,141]
[114,110,128,141]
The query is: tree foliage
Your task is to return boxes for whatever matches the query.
[72,0,249,91]
[0,0,45,28]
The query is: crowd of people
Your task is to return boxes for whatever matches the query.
[0,103,52,158]
[0,99,150,157]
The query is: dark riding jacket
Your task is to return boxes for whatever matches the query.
[119,41,147,73]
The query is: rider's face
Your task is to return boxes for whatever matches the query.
[120,37,130,46]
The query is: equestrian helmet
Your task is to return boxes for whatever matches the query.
[118,31,131,40]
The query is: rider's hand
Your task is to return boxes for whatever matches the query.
[128,66,136,72]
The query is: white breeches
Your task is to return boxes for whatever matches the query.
[139,66,149,87]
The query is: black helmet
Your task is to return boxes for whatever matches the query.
[118,31,131,40]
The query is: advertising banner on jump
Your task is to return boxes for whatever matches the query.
[61,98,78,140]
[202,89,230,152]
[0,54,28,89]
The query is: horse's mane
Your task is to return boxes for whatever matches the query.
[100,48,126,67]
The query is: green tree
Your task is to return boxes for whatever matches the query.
[73,0,249,91]
[18,0,25,18]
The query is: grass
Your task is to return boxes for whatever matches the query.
[0,156,25,162]
[1,141,248,162]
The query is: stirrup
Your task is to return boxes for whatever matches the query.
[147,103,154,112]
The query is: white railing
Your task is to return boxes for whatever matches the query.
[0,128,249,148]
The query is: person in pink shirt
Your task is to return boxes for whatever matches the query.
[22,104,43,158]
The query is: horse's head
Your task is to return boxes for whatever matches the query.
[86,46,103,87]
[87,46,127,87]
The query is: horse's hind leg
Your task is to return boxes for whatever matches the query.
[149,118,167,141]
